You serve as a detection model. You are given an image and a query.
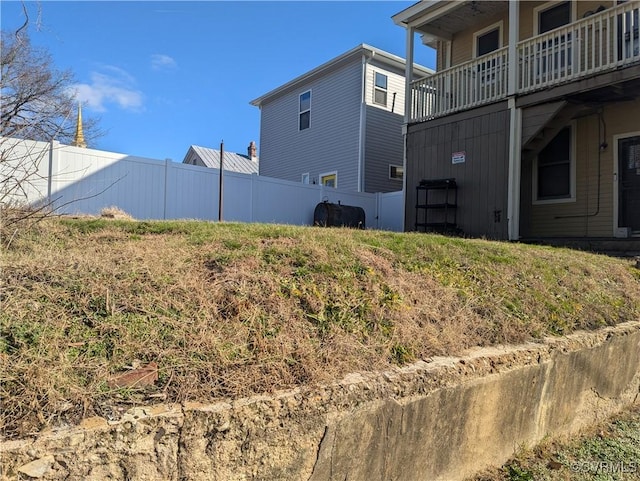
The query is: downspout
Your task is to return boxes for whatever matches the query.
[402,25,415,232]
[357,52,372,193]
[506,0,521,240]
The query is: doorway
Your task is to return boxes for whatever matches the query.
[615,134,640,236]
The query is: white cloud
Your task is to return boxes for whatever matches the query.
[69,65,143,113]
[151,54,177,71]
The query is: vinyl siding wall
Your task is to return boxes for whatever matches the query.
[404,102,510,239]
[258,60,362,190]
[522,98,640,237]
[362,60,407,193]
[363,106,404,193]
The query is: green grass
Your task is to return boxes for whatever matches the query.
[472,404,640,481]
[1,218,639,439]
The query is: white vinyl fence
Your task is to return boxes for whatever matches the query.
[1,138,404,231]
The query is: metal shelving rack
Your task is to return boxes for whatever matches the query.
[415,178,458,233]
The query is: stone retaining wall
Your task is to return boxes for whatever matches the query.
[2,322,639,480]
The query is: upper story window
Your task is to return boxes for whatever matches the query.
[474,22,502,57]
[374,72,388,106]
[299,90,311,130]
[536,1,572,34]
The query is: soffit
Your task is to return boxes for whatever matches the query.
[413,1,508,41]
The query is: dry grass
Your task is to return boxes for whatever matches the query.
[1,219,639,438]
[99,206,134,220]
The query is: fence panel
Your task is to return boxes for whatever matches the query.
[49,144,166,219]
[377,191,404,232]
[165,162,219,220]
[0,138,51,206]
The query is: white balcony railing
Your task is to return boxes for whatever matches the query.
[411,47,508,122]
[519,1,639,93]
[410,1,640,122]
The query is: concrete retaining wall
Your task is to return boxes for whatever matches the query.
[2,322,639,481]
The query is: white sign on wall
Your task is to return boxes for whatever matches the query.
[452,151,466,164]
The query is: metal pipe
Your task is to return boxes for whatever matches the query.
[218,140,224,221]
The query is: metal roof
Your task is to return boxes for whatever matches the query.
[183,145,259,175]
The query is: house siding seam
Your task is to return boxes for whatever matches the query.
[258,60,362,190]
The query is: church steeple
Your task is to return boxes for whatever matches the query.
[72,102,87,148]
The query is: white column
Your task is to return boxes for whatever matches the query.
[507,98,522,240]
[402,26,415,232]
[507,0,519,96]
[506,1,521,240]
[403,26,415,124]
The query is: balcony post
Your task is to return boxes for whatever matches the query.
[508,0,519,95]
[404,26,415,124]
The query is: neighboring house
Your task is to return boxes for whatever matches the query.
[250,44,433,193]
[183,142,259,174]
[393,0,640,245]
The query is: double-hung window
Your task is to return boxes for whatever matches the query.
[299,90,311,131]
[535,1,573,80]
[535,126,574,202]
[374,72,388,106]
[473,22,503,93]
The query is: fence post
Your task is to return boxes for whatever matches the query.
[375,192,381,230]
[250,173,257,223]
[47,140,61,207]
[163,158,170,220]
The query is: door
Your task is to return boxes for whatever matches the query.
[617,135,640,236]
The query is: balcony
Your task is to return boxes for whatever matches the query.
[409,2,640,123]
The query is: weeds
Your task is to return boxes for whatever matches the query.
[470,405,640,481]
[1,218,639,439]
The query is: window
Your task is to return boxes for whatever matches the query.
[474,22,502,57]
[534,2,574,80]
[301,173,310,184]
[537,1,571,34]
[389,165,404,180]
[374,72,388,106]
[320,172,337,188]
[473,22,503,90]
[535,127,573,202]
[299,91,311,130]
[477,28,500,56]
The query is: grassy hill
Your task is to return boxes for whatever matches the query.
[1,218,639,438]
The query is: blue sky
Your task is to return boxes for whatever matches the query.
[1,1,435,162]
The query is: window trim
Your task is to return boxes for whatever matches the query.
[373,71,388,107]
[301,173,310,184]
[533,1,576,35]
[299,90,311,131]
[532,122,576,205]
[319,171,338,188]
[472,20,503,58]
[389,164,404,181]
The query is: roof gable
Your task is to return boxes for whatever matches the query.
[183,145,259,175]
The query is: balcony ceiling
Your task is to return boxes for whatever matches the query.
[416,1,508,43]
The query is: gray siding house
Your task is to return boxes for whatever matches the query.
[250,44,432,193]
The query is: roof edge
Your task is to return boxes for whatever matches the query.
[249,43,433,107]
